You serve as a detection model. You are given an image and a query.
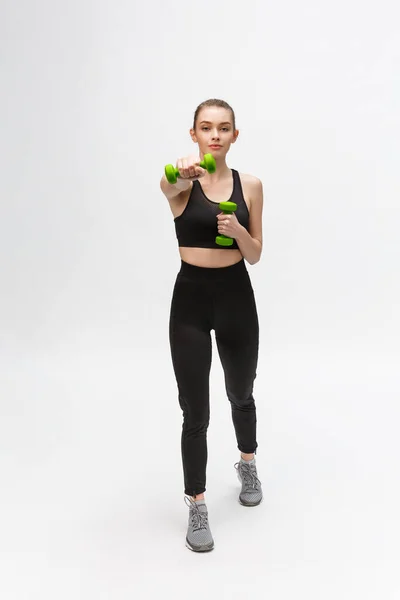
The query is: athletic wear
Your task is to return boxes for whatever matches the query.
[169,258,259,497]
[234,458,263,506]
[174,169,250,249]
[184,496,214,552]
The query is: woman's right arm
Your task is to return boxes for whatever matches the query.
[160,174,192,200]
[160,155,206,200]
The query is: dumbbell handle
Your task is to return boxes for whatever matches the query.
[165,153,216,184]
[170,157,208,179]
[216,201,237,247]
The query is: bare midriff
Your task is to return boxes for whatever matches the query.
[178,246,243,268]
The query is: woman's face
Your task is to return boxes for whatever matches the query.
[190,106,238,158]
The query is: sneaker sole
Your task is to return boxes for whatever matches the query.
[238,496,263,507]
[185,537,214,552]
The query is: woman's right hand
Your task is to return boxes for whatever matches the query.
[176,155,207,180]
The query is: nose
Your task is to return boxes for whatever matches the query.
[211,128,220,140]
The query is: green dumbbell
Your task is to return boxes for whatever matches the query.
[164,153,216,184]
[216,201,237,246]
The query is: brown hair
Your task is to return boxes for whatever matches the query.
[193,99,236,131]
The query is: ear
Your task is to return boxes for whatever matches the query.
[190,128,197,143]
[232,129,239,143]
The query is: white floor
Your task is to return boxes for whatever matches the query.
[1,345,399,600]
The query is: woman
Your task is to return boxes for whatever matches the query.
[160,99,264,552]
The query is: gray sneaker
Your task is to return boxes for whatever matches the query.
[184,496,214,552]
[234,460,263,506]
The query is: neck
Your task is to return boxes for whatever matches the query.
[202,157,231,183]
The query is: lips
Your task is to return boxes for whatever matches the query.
[209,145,221,149]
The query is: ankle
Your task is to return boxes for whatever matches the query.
[192,493,205,501]
[241,453,255,461]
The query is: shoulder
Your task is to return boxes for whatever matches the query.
[237,172,263,206]
[238,172,262,190]
[238,172,261,183]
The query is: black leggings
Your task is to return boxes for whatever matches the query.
[169,258,259,497]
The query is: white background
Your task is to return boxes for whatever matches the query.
[1,0,399,598]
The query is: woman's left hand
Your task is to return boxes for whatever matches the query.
[216,212,243,239]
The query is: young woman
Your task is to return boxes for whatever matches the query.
[160,99,264,552]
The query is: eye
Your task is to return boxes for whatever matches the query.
[202,126,230,131]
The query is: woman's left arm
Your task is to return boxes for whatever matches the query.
[236,177,263,265]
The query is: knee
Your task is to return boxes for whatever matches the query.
[228,390,255,409]
[181,403,210,428]
[226,379,255,406]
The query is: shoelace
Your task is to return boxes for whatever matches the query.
[184,496,209,531]
[235,461,261,490]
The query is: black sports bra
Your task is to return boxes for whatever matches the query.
[174,169,250,249]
